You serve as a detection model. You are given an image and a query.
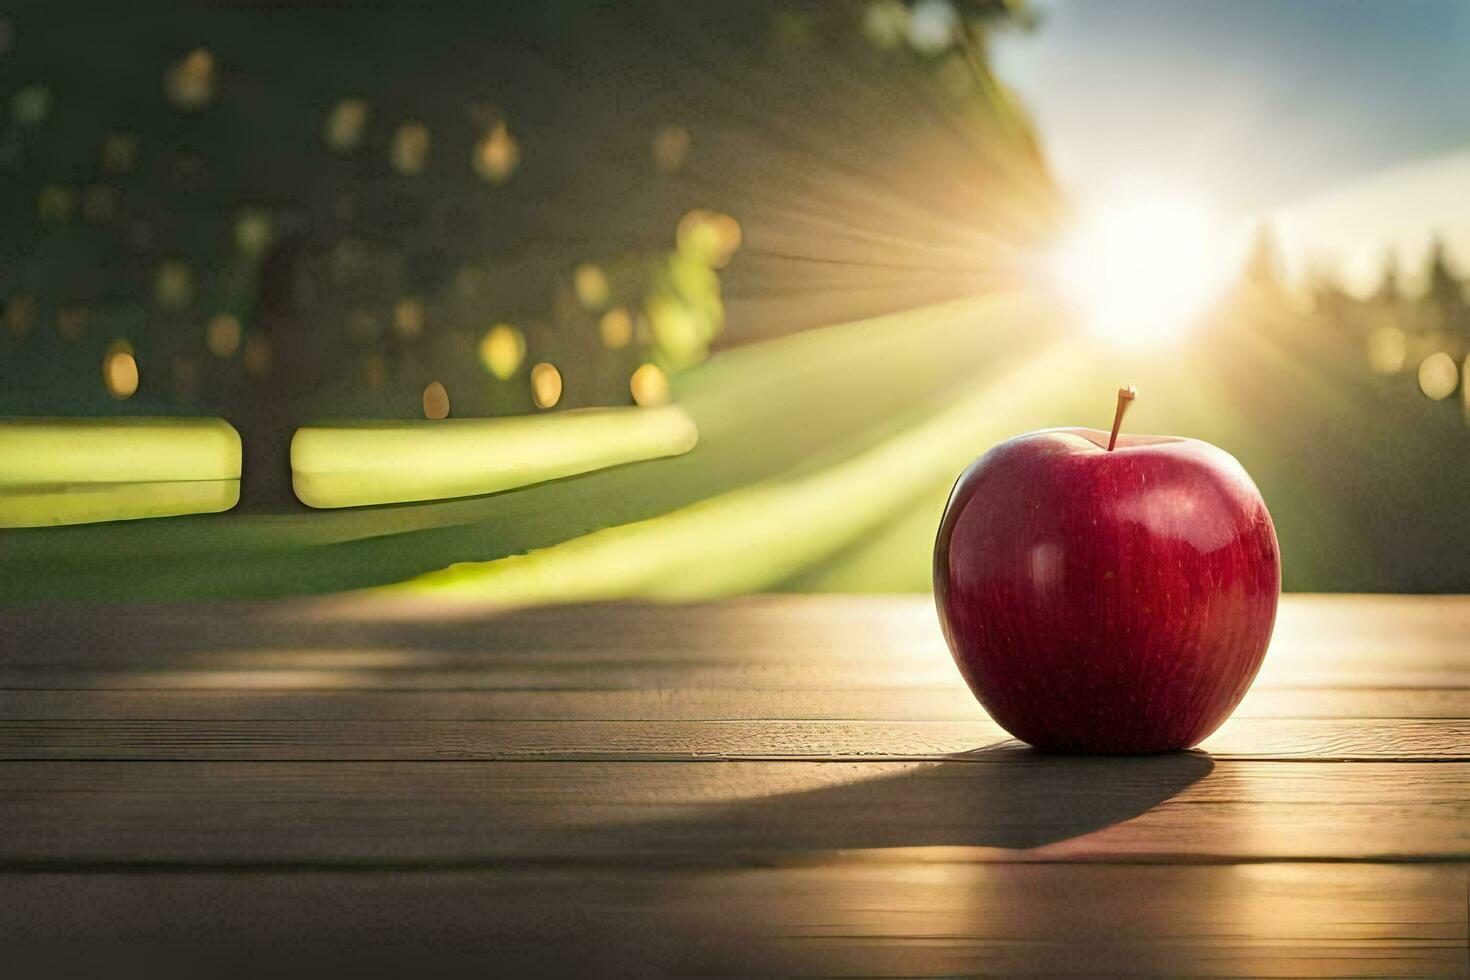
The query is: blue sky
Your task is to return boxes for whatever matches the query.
[991,0,1470,218]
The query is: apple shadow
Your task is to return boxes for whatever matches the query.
[571,745,1215,857]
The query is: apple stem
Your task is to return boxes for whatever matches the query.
[1107,386,1137,451]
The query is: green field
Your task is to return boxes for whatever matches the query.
[4,286,1467,603]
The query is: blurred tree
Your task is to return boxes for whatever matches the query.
[0,1,1046,503]
[1372,247,1400,305]
[1237,223,1288,305]
[1307,260,1354,329]
[1422,236,1467,338]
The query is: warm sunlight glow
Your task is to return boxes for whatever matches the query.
[1051,189,1238,347]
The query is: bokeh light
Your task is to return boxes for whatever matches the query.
[164,48,217,111]
[473,122,520,184]
[393,298,425,340]
[906,0,957,54]
[599,307,633,349]
[206,313,242,358]
[423,380,451,419]
[862,0,909,49]
[234,208,274,259]
[1367,326,1407,375]
[324,98,370,152]
[630,363,670,406]
[103,341,139,399]
[647,294,705,366]
[574,262,610,310]
[676,209,743,269]
[243,333,271,379]
[390,121,431,175]
[1417,352,1458,400]
[154,259,196,311]
[643,237,728,370]
[531,362,563,409]
[651,124,690,173]
[479,323,526,380]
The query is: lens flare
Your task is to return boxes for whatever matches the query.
[1050,188,1240,347]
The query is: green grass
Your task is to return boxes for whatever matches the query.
[3,289,1466,602]
[390,339,1089,603]
[290,406,698,509]
[0,293,1063,601]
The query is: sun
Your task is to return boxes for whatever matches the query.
[1048,187,1241,347]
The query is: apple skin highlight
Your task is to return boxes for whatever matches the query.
[934,427,1281,754]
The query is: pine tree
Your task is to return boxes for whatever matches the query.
[1412,236,1468,342]
[1373,247,1400,306]
[1240,223,1287,299]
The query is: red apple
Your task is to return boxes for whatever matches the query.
[933,390,1280,753]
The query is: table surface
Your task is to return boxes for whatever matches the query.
[1,594,1466,976]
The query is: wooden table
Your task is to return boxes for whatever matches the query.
[1,595,1466,976]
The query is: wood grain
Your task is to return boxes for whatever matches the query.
[1,594,1465,977]
[2,863,1464,977]
[3,759,1467,865]
[3,685,1466,721]
[3,595,1465,698]
[0,717,1464,761]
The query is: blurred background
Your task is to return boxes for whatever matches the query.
[1,0,1467,601]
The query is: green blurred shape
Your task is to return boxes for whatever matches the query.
[0,417,241,527]
[0,417,241,486]
[389,341,1083,604]
[0,479,239,529]
[291,406,698,509]
[646,246,728,371]
[0,295,1051,600]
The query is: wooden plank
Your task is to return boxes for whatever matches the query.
[0,717,1463,762]
[0,663,975,691]
[1,863,1464,977]
[2,759,1466,865]
[1234,686,1470,719]
[5,592,1460,654]
[2,657,1464,692]
[2,595,1464,690]
[6,661,1465,690]
[2,685,1465,722]
[2,594,1464,665]
[0,594,1463,975]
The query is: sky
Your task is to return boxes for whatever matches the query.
[991,0,1470,228]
